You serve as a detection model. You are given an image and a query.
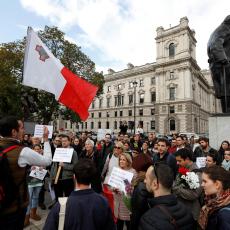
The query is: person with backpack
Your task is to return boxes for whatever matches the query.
[44,159,115,230]
[0,116,52,230]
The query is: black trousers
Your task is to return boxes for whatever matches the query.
[116,219,130,230]
[54,178,74,201]
[0,208,26,230]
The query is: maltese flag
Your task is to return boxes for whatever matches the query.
[23,27,98,121]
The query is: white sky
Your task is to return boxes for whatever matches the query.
[20,0,230,73]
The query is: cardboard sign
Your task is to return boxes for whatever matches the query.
[29,166,47,180]
[34,124,53,139]
[97,129,112,141]
[52,148,74,163]
[108,167,134,193]
[196,157,206,168]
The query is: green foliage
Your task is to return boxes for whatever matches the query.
[0,26,104,123]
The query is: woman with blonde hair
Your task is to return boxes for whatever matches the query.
[113,153,137,230]
[198,166,230,230]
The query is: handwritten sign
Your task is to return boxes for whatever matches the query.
[196,157,206,168]
[108,167,134,193]
[34,125,53,139]
[29,166,47,180]
[97,129,112,141]
[52,148,74,163]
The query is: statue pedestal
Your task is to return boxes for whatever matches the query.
[209,114,230,149]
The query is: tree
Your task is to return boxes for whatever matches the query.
[0,26,104,124]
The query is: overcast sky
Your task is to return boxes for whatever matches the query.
[1,0,230,73]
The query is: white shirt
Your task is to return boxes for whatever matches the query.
[18,141,52,167]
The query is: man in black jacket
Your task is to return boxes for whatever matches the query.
[139,164,195,230]
[44,159,115,230]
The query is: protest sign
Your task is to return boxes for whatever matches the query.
[34,124,53,139]
[108,167,134,193]
[29,166,47,180]
[97,129,112,141]
[196,157,206,168]
[53,148,74,163]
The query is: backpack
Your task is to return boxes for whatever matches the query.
[0,144,20,212]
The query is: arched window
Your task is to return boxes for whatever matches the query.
[98,121,101,129]
[169,43,175,57]
[169,119,176,131]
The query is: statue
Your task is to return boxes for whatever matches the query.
[207,15,230,113]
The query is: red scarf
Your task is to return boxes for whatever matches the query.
[198,188,230,229]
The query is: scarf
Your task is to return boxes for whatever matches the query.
[222,160,230,171]
[198,188,230,229]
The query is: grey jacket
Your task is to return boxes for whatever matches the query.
[172,162,202,221]
[51,148,78,180]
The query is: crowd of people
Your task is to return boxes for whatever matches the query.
[0,116,230,230]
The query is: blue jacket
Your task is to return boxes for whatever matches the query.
[44,189,115,230]
[206,204,230,230]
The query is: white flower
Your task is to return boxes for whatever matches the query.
[180,172,200,189]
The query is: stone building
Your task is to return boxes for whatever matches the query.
[66,17,221,135]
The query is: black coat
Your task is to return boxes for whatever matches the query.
[208,15,230,98]
[130,182,152,230]
[139,194,195,230]
[206,203,230,230]
[44,189,115,230]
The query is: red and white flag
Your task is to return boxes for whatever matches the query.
[23,27,98,121]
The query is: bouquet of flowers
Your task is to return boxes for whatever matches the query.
[177,167,200,190]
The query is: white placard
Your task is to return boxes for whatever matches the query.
[34,124,53,139]
[97,129,112,141]
[52,148,74,163]
[108,167,134,193]
[29,166,47,180]
[196,157,207,168]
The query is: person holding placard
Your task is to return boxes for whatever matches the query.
[24,144,47,227]
[113,153,137,230]
[51,135,78,201]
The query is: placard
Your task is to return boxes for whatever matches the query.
[108,167,134,193]
[196,157,206,168]
[29,166,47,180]
[52,148,74,163]
[97,129,112,141]
[34,124,53,139]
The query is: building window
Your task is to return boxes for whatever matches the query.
[169,43,175,57]
[151,108,155,115]
[169,106,175,113]
[98,121,101,129]
[120,111,123,117]
[81,122,84,129]
[151,120,155,130]
[178,104,182,112]
[107,86,111,92]
[92,101,95,109]
[106,112,110,118]
[169,87,176,100]
[129,82,133,88]
[151,76,156,85]
[129,95,133,105]
[115,111,117,117]
[169,71,174,80]
[115,94,124,106]
[99,112,101,118]
[85,122,87,129]
[169,119,176,131]
[140,79,144,87]
[128,110,132,116]
[65,122,68,129]
[139,109,143,116]
[107,98,110,108]
[114,121,117,129]
[99,98,103,108]
[91,113,94,118]
[91,122,94,129]
[106,121,110,129]
[151,92,156,103]
[140,93,144,104]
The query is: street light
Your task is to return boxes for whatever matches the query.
[133,81,138,134]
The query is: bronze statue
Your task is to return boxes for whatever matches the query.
[207,15,230,113]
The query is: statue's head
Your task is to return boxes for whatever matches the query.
[223,15,230,25]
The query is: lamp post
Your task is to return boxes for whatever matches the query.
[133,81,138,134]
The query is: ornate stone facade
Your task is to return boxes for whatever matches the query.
[79,17,221,134]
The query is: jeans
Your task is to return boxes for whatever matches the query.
[26,186,42,214]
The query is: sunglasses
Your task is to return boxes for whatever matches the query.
[224,153,230,156]
[114,146,122,149]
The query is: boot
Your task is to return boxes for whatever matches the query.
[24,214,30,227]
[30,207,41,221]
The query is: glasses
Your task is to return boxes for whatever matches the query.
[224,153,230,156]
[114,146,122,149]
